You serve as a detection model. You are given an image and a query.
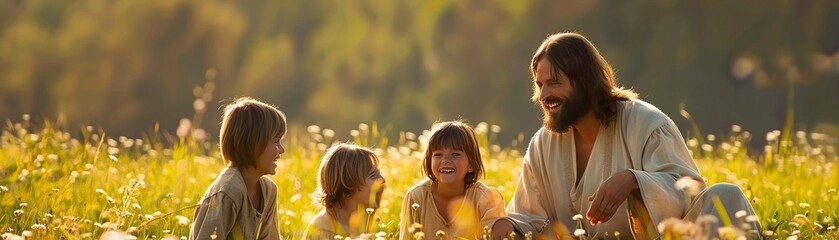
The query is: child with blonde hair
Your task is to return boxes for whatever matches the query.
[304,143,387,239]
[400,121,506,239]
[190,97,285,240]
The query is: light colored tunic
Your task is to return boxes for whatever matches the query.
[399,180,506,239]
[505,99,759,239]
[303,209,348,240]
[190,167,280,240]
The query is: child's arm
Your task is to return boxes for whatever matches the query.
[261,181,281,239]
[398,189,418,240]
[478,187,507,230]
[190,192,238,240]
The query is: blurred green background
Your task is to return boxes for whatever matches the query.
[2,0,838,146]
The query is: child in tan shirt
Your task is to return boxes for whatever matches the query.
[190,97,285,240]
[304,144,386,239]
[400,121,506,239]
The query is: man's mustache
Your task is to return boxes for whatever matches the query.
[541,96,564,109]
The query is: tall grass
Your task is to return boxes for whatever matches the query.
[0,115,836,239]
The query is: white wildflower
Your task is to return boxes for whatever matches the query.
[176,215,190,226]
[687,139,698,147]
[675,176,702,196]
[323,129,335,138]
[30,224,46,231]
[307,125,320,134]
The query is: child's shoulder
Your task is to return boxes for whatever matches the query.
[258,176,278,196]
[467,181,505,206]
[204,168,248,196]
[404,179,433,197]
[305,209,339,239]
[468,180,490,190]
[258,176,278,188]
[467,181,502,196]
[308,209,332,226]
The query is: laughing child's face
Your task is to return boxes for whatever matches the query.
[254,137,284,175]
[430,148,472,185]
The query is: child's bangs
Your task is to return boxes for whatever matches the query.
[265,109,287,139]
[429,126,471,152]
[354,150,379,175]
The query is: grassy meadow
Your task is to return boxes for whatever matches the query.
[0,116,837,239]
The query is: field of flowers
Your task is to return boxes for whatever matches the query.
[0,115,837,239]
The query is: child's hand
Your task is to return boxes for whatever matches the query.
[490,219,516,240]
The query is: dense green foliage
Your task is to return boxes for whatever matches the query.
[2,0,838,141]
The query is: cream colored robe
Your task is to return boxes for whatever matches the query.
[190,167,281,240]
[505,99,706,239]
[400,180,506,239]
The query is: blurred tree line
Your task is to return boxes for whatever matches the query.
[1,0,838,146]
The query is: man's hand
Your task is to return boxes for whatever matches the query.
[490,219,516,240]
[586,169,638,225]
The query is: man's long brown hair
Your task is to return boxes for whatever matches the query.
[530,32,637,126]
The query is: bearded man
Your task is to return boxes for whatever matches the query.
[490,32,761,239]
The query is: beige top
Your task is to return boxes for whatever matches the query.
[399,180,506,239]
[505,99,705,239]
[190,167,281,240]
[303,210,341,240]
[304,208,376,239]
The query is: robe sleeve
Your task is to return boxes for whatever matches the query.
[626,123,705,239]
[478,187,507,230]
[504,132,552,235]
[189,192,238,240]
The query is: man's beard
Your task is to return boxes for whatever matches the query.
[542,91,590,133]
